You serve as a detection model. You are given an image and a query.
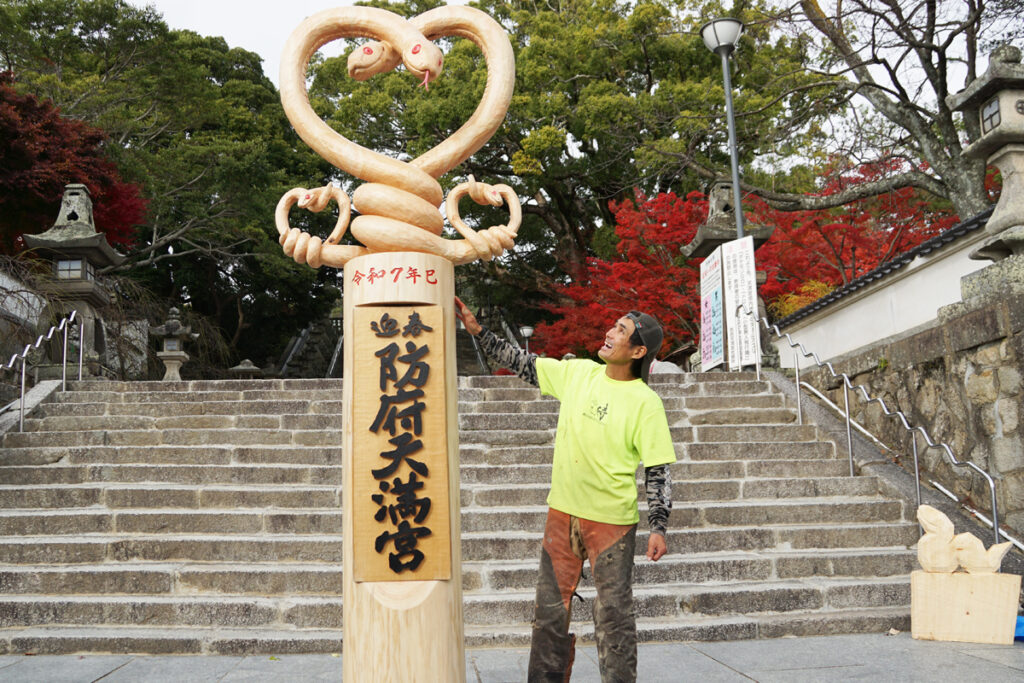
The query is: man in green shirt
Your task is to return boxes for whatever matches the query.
[456,298,676,683]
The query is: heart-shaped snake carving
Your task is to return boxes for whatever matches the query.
[276,5,521,268]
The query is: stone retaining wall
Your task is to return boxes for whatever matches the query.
[802,278,1024,536]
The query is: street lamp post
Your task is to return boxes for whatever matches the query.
[701,17,746,240]
[519,325,534,355]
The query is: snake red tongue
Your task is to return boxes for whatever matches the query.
[420,72,431,91]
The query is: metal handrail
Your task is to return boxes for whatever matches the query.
[1,310,82,432]
[737,303,1002,545]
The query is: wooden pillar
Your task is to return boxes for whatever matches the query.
[342,252,464,682]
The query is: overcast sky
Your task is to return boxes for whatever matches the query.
[128,1,356,86]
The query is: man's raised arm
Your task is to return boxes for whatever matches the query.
[455,296,538,388]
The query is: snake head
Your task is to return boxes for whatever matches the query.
[401,40,443,90]
[347,41,400,81]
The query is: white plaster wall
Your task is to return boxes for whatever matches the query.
[773,231,990,369]
[0,270,44,328]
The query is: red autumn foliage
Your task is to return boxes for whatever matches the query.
[0,71,146,254]
[533,191,706,360]
[534,160,970,359]
[752,161,960,305]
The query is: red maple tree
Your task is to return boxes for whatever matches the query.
[533,191,706,360]
[752,160,960,306]
[533,160,973,359]
[0,72,146,254]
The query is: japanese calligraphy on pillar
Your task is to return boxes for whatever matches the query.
[352,305,451,582]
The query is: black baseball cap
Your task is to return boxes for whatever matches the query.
[626,311,663,384]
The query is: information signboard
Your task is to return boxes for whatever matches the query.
[700,247,725,370]
[722,236,760,370]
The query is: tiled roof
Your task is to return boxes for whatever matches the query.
[772,207,993,329]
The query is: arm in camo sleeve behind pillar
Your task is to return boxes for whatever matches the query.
[477,326,539,388]
[645,464,672,536]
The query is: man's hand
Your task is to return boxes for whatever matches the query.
[454,296,482,336]
[646,533,667,562]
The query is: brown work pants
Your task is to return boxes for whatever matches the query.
[527,508,638,683]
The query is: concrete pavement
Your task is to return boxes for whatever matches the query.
[0,632,1022,682]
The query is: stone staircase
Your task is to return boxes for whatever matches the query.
[0,373,917,654]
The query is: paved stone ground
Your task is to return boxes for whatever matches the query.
[0,633,1020,682]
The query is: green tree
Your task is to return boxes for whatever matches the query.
[675,0,1022,218]
[1,0,341,366]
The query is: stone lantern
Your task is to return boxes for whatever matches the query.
[680,182,773,259]
[150,308,198,381]
[22,184,125,375]
[682,182,778,368]
[947,45,1024,261]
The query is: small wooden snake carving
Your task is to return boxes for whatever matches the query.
[276,5,521,268]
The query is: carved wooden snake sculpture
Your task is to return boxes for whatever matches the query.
[275,5,521,268]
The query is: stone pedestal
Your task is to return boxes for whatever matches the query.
[156,351,189,382]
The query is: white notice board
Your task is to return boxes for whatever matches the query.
[699,247,725,371]
[722,236,760,370]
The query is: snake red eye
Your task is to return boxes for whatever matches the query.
[412,44,421,55]
[438,58,443,66]
[363,46,373,55]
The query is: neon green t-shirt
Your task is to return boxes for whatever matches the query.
[536,357,676,525]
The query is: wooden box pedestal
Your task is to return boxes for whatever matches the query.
[911,570,1021,645]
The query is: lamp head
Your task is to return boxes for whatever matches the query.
[701,17,744,56]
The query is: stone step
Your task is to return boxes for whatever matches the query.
[0,604,912,655]
[743,459,850,478]
[458,396,776,414]
[2,428,341,449]
[682,407,797,426]
[459,372,754,389]
[0,625,344,655]
[11,461,865,489]
[0,484,342,510]
[0,594,343,629]
[456,449,847,479]
[461,474,878,506]
[460,496,901,525]
[464,606,911,647]
[680,395,786,410]
[53,388,341,404]
[659,380,774,397]
[70,379,342,393]
[0,481,889,535]
[457,429,555,446]
[462,576,910,625]
[0,520,916,566]
[0,464,343,486]
[0,564,343,595]
[464,548,917,593]
[460,522,917,561]
[36,399,344,418]
[21,413,342,433]
[0,509,343,535]
[686,441,834,460]
[691,424,820,443]
[0,535,345,565]
[0,446,343,467]
[0,548,917,597]
[457,399,561,414]
[458,413,559,431]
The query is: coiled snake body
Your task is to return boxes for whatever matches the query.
[276,6,521,268]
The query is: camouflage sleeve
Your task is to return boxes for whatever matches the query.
[477,327,539,388]
[645,464,672,536]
